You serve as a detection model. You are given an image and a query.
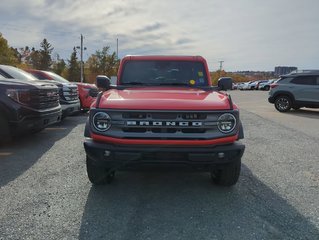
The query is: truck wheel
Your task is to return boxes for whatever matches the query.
[0,115,12,144]
[274,95,292,112]
[264,86,270,91]
[211,160,241,186]
[86,155,115,185]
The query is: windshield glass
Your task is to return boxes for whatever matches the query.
[121,60,208,87]
[43,71,70,83]
[0,66,37,81]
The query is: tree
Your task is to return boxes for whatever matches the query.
[0,33,19,65]
[52,54,66,75]
[68,47,80,81]
[86,46,120,83]
[38,38,54,70]
[27,47,42,69]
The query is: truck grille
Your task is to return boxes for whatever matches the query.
[60,86,79,102]
[30,89,60,109]
[91,110,239,140]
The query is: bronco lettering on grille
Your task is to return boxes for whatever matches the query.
[126,121,203,127]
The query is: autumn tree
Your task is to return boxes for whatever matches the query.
[0,33,19,65]
[67,47,80,81]
[86,46,119,82]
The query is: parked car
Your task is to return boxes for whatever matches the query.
[247,81,259,90]
[258,79,277,91]
[255,80,269,90]
[241,81,253,90]
[71,82,98,111]
[0,67,61,143]
[268,71,319,112]
[25,69,81,117]
[237,82,246,90]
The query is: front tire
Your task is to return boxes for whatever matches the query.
[86,155,115,185]
[274,95,292,112]
[211,160,241,186]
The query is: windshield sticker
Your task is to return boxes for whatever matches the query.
[189,79,196,85]
[198,71,203,77]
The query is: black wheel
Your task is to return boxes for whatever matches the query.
[264,86,270,91]
[211,160,241,186]
[86,155,115,185]
[0,115,12,144]
[274,95,292,112]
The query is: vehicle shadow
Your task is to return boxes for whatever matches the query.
[79,165,319,240]
[286,108,319,119]
[0,116,86,187]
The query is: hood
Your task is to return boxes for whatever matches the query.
[0,78,58,90]
[97,87,232,110]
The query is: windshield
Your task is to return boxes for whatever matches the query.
[120,60,208,87]
[43,71,70,83]
[0,66,37,81]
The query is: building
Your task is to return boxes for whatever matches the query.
[274,66,297,76]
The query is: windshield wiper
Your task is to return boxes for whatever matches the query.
[122,82,145,85]
[158,82,189,86]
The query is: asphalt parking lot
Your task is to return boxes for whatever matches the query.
[0,91,318,240]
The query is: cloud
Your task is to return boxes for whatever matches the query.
[1,0,319,70]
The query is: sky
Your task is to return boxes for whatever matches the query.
[1,0,319,71]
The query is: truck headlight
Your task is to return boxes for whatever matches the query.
[217,113,236,133]
[93,112,111,131]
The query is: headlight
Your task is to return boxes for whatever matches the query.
[217,113,236,133]
[6,89,31,104]
[93,112,111,131]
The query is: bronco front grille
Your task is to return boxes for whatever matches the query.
[90,109,239,140]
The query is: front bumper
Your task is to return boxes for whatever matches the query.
[268,96,275,103]
[10,109,62,135]
[61,101,81,116]
[84,138,245,171]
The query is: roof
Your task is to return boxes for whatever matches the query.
[121,55,206,62]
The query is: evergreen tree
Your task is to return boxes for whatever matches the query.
[52,54,66,75]
[68,47,80,81]
[39,38,53,70]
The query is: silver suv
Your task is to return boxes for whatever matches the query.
[268,71,319,112]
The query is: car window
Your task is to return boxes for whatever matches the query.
[121,60,208,86]
[290,76,316,85]
[316,76,319,85]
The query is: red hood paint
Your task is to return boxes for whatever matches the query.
[98,87,234,110]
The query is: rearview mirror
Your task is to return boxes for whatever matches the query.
[218,77,233,91]
[96,75,111,90]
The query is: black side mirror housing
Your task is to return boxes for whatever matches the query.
[96,75,111,90]
[218,77,233,91]
[88,88,98,97]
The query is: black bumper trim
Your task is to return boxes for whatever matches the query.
[84,138,245,170]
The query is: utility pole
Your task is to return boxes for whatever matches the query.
[77,34,86,83]
[218,60,224,78]
[218,60,224,72]
[116,38,119,60]
[80,34,84,83]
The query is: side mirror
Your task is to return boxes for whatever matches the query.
[218,77,233,91]
[96,75,111,90]
[88,88,98,97]
[110,76,117,85]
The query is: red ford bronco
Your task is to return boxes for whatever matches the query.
[84,56,245,186]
